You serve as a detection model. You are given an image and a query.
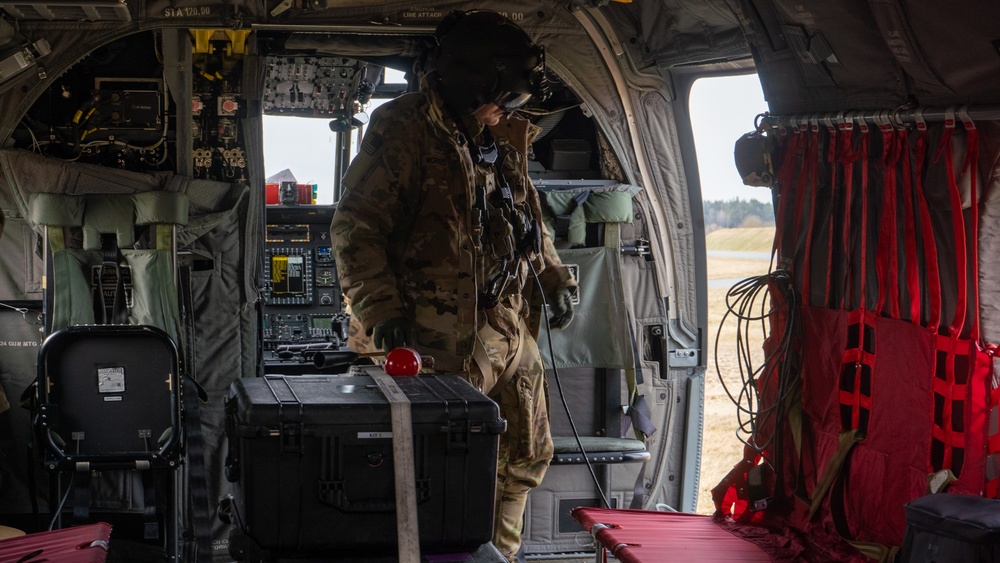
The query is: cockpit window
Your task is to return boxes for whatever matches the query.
[262,65,407,204]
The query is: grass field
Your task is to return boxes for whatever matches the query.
[696,227,774,515]
[705,227,775,253]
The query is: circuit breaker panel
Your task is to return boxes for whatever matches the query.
[262,205,348,370]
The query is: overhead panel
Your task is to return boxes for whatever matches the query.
[262,55,380,118]
[0,1,131,22]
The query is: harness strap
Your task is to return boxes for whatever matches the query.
[828,442,898,563]
[95,233,129,325]
[72,471,91,524]
[807,428,861,519]
[488,329,525,401]
[142,472,159,540]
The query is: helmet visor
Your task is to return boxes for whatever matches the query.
[495,91,533,111]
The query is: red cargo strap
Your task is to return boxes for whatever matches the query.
[928,110,964,475]
[856,118,870,311]
[928,108,988,481]
[837,114,865,309]
[959,107,980,340]
[836,117,873,435]
[913,112,941,330]
[874,115,900,319]
[897,128,922,324]
[773,122,804,260]
[800,119,821,304]
[824,117,840,306]
[933,109,966,337]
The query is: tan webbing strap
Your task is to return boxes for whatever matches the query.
[46,225,65,252]
[471,334,495,394]
[808,428,861,518]
[155,224,173,251]
[828,443,899,562]
[490,330,524,401]
[370,372,421,563]
[472,323,526,399]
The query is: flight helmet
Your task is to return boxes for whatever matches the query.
[426,10,548,116]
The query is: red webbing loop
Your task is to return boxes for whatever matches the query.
[898,129,922,324]
[834,115,875,436]
[874,118,900,318]
[914,122,942,329]
[933,109,966,337]
[800,121,821,304]
[824,118,840,306]
[837,115,859,310]
[959,108,980,339]
[857,120,871,311]
[773,124,804,260]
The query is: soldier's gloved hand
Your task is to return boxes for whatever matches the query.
[372,317,416,351]
[548,288,575,330]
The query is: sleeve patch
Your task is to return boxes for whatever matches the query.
[362,132,384,156]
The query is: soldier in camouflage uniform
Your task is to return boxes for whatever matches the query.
[330,10,577,561]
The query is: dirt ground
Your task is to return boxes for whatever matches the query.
[696,252,772,515]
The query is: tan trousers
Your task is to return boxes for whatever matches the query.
[473,314,553,561]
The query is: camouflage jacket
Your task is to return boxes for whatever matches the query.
[331,91,577,371]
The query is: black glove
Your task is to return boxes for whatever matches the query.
[372,317,416,351]
[548,287,575,330]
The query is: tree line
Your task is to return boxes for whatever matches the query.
[703,197,774,233]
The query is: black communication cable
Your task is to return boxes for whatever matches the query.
[713,269,800,471]
[455,101,611,509]
[528,259,611,510]
[48,472,74,531]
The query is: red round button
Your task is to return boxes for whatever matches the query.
[384,347,422,376]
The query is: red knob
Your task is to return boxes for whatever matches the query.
[384,347,422,376]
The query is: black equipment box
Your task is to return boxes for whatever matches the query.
[36,325,182,471]
[224,372,504,558]
[899,493,1000,562]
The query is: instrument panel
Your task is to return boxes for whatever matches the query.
[262,205,349,371]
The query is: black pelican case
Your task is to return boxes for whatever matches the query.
[224,371,504,558]
[899,493,1000,563]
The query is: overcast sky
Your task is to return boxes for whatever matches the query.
[689,73,770,203]
[263,73,770,205]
